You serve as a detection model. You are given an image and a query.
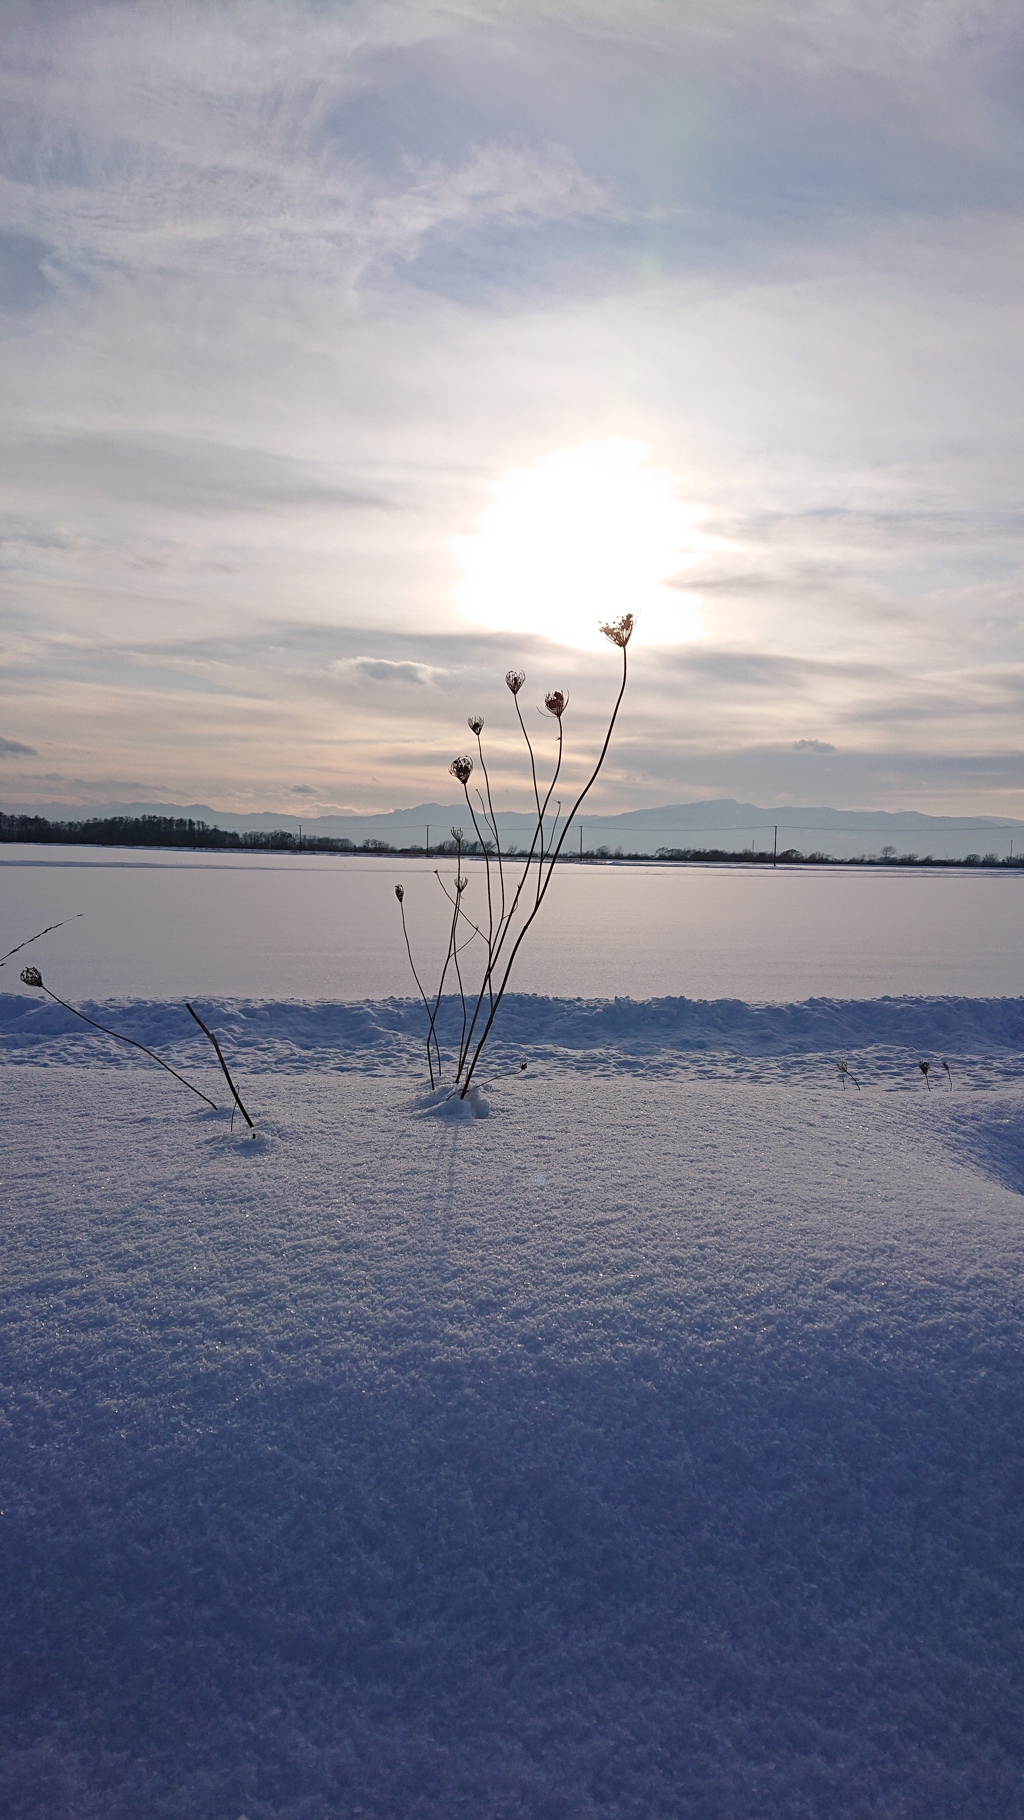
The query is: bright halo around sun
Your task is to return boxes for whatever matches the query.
[451,439,712,649]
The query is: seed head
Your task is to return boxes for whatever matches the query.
[455,876,468,893]
[20,965,43,988]
[544,690,568,718]
[505,669,525,694]
[599,613,634,648]
[394,884,404,902]
[451,826,464,844]
[467,714,484,735]
[449,756,473,784]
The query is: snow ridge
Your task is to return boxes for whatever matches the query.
[2,991,1023,1083]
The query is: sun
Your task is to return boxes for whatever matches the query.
[451,439,712,649]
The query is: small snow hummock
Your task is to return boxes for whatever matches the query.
[413,1082,490,1119]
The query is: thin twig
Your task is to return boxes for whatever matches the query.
[186,1003,255,1128]
[514,690,543,862]
[396,886,437,1087]
[426,843,464,1069]
[534,711,564,907]
[457,783,499,1009]
[0,913,82,968]
[19,968,218,1109]
[433,874,488,946]
[474,728,506,928]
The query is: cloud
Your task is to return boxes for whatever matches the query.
[3,2,1024,816]
[793,738,836,753]
[331,657,443,686]
[0,231,54,315]
[0,735,35,755]
[0,432,396,518]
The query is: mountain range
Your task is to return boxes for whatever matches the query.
[6,797,1023,861]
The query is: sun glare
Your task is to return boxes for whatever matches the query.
[452,440,712,649]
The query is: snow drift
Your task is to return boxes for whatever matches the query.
[3,989,1024,1085]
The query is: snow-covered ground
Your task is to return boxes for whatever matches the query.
[5,842,1024,999]
[4,851,1024,1815]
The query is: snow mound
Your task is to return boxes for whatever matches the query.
[3,990,1023,1087]
[412,1083,491,1120]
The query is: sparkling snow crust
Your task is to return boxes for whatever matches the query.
[3,1001,1024,1817]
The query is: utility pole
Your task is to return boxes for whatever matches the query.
[298,822,302,852]
[773,825,777,868]
[580,822,583,862]
[426,824,430,857]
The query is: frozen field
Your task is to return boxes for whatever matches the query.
[4,842,1024,1000]
[3,851,1024,1817]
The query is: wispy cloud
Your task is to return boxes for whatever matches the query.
[332,656,444,686]
[1,1,1023,815]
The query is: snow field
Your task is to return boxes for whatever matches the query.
[3,1056,1024,1817]
[6,845,1024,1003]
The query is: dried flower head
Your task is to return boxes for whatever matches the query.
[455,876,468,893]
[449,756,473,784]
[451,826,464,844]
[394,884,404,902]
[467,714,484,735]
[544,690,568,718]
[505,669,525,694]
[20,965,43,988]
[599,613,634,648]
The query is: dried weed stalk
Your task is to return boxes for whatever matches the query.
[186,1003,255,1130]
[20,965,218,1110]
[0,914,83,969]
[396,614,633,1098]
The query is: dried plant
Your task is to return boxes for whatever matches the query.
[919,1060,932,1089]
[186,1004,255,1131]
[397,613,634,1099]
[835,1060,860,1090]
[395,883,439,1087]
[942,1059,953,1090]
[20,965,218,1110]
[0,913,82,969]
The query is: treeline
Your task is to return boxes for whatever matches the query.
[653,845,1023,866]
[0,813,520,854]
[0,813,394,853]
[2,812,1021,866]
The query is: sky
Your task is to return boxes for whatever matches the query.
[2,0,1024,818]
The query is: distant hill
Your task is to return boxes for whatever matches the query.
[4,796,1023,861]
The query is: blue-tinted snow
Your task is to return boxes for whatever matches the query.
[5,851,1024,1812]
[2,1065,1024,1816]
[3,990,1024,1089]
